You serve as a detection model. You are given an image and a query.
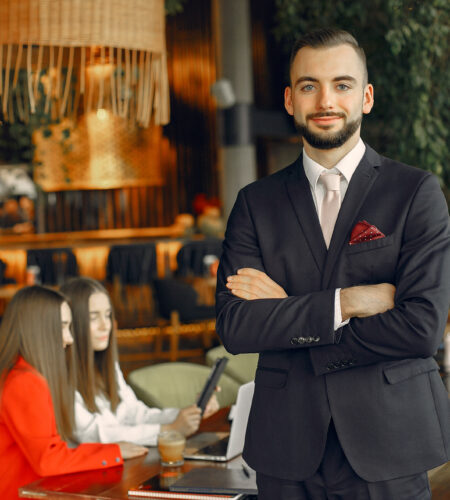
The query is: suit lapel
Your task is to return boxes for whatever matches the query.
[322,146,381,288]
[285,156,327,273]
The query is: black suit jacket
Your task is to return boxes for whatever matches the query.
[216,145,450,482]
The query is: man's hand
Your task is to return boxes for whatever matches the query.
[226,268,287,300]
[341,283,396,321]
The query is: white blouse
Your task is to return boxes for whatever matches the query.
[73,363,179,446]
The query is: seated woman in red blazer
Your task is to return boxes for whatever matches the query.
[0,286,147,500]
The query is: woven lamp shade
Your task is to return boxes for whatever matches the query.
[0,0,169,126]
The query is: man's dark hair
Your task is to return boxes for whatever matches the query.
[289,28,368,86]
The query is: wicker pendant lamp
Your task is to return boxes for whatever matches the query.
[0,0,169,127]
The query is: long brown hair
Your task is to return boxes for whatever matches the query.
[0,286,75,441]
[60,277,120,413]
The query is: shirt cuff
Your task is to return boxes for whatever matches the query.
[334,288,350,330]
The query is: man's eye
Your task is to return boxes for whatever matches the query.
[337,84,350,90]
[301,84,315,91]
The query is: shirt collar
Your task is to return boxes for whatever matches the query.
[303,138,366,189]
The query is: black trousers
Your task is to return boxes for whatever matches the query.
[256,421,431,500]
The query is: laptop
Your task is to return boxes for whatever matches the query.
[184,381,255,462]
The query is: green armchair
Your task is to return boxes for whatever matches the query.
[127,361,240,409]
[206,345,258,384]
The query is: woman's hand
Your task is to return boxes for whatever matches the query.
[202,390,220,419]
[117,441,148,459]
[162,405,202,437]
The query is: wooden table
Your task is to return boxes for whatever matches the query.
[19,408,248,499]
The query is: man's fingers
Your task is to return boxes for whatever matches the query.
[227,272,277,295]
[237,268,278,286]
[229,288,259,300]
[226,278,269,296]
[236,268,264,277]
[237,268,277,289]
[226,268,287,299]
[234,268,286,294]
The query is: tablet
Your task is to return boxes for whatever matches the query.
[197,357,228,415]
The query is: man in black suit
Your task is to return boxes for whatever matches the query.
[216,28,449,499]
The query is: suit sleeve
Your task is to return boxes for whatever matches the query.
[216,187,337,354]
[310,173,450,375]
[3,369,123,476]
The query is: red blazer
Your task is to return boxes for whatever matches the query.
[0,357,123,500]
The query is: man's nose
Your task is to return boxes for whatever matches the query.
[317,86,333,110]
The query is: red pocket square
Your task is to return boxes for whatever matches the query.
[349,220,385,245]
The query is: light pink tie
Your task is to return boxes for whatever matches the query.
[320,173,341,248]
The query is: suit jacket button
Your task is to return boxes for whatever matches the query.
[307,337,314,343]
[298,337,306,344]
[290,337,298,345]
[326,362,334,371]
[313,336,320,342]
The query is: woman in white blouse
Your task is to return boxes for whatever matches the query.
[61,277,218,447]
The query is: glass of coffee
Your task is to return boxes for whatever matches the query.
[157,430,186,467]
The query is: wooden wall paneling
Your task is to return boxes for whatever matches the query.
[106,189,115,230]
[81,191,88,230]
[156,185,164,226]
[130,187,139,227]
[122,189,131,228]
[84,191,92,231]
[154,187,161,226]
[97,190,106,230]
[47,193,56,233]
[72,191,80,231]
[151,186,159,226]
[113,190,122,229]
[63,192,72,231]
[138,186,147,227]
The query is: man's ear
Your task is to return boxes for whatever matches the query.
[284,86,294,116]
[363,84,374,115]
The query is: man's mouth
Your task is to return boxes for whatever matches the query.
[309,113,345,126]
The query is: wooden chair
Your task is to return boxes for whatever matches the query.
[115,326,163,365]
[153,278,218,361]
[162,310,216,362]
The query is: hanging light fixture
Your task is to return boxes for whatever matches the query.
[0,0,169,127]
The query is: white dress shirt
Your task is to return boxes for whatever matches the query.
[303,138,366,329]
[73,363,179,446]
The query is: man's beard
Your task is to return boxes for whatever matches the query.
[294,112,362,150]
